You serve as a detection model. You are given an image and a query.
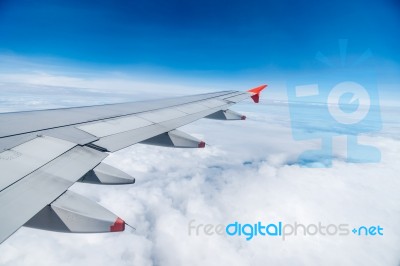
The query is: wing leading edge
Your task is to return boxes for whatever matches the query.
[0,84,267,244]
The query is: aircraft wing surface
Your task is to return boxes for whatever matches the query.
[0,85,267,244]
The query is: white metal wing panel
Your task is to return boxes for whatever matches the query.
[159,104,232,129]
[77,116,153,138]
[0,136,76,191]
[42,126,99,145]
[90,123,167,152]
[175,103,209,114]
[0,145,106,244]
[0,133,37,151]
[218,91,245,100]
[136,108,187,123]
[223,93,251,103]
[199,99,227,108]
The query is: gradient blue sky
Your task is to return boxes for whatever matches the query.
[0,0,399,89]
[1,0,399,68]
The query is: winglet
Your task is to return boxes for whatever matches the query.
[247,84,267,103]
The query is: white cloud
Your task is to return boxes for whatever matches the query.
[0,74,399,266]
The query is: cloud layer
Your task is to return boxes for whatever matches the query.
[0,82,399,266]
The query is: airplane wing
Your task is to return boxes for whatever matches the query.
[0,84,267,244]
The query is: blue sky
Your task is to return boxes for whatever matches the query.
[0,0,399,70]
[0,0,400,104]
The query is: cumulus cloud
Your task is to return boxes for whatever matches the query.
[0,77,399,266]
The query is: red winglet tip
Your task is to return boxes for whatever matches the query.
[198,141,206,148]
[251,94,260,103]
[248,84,267,103]
[247,84,267,94]
[110,217,125,232]
[241,115,246,120]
